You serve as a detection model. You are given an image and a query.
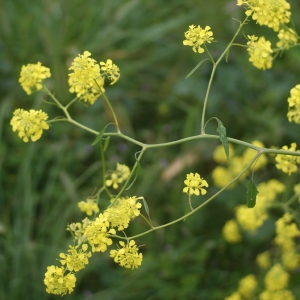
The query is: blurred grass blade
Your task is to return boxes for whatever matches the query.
[247,179,258,208]
[215,118,229,160]
[186,59,210,79]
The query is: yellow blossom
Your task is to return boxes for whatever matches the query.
[222,219,242,243]
[256,251,271,269]
[99,59,120,85]
[183,172,208,196]
[106,163,130,189]
[78,198,99,216]
[10,108,49,142]
[68,51,105,104]
[237,0,291,32]
[287,84,300,124]
[277,28,298,49]
[19,62,51,95]
[264,263,289,291]
[183,25,214,53]
[84,213,116,252]
[212,144,234,164]
[275,143,300,175]
[44,265,76,296]
[238,274,257,299]
[259,289,295,300]
[110,240,143,269]
[247,35,273,70]
[59,244,91,272]
[225,292,242,300]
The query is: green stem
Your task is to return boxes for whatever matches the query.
[200,16,249,134]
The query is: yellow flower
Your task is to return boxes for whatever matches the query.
[10,109,49,142]
[237,0,291,32]
[100,59,120,85]
[256,251,271,269]
[44,265,76,296]
[259,289,295,300]
[264,263,289,291]
[78,198,99,216]
[212,144,234,164]
[238,274,257,299]
[224,292,242,300]
[247,35,273,70]
[84,213,116,252]
[287,84,300,124]
[183,25,214,53]
[277,28,298,49]
[183,172,208,196]
[59,244,92,272]
[222,219,242,243]
[106,163,130,189]
[68,51,105,104]
[275,143,300,175]
[110,240,143,269]
[19,62,51,95]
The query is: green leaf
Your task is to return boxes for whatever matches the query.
[225,48,230,63]
[247,179,259,208]
[91,128,105,146]
[142,198,150,219]
[215,118,229,160]
[103,136,110,152]
[186,58,210,79]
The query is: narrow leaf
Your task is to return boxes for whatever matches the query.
[215,118,229,160]
[142,198,150,219]
[225,48,230,63]
[186,59,210,79]
[103,136,110,152]
[247,179,259,208]
[91,128,104,146]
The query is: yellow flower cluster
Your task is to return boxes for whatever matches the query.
[183,25,214,53]
[212,141,267,188]
[287,84,300,124]
[45,194,143,296]
[222,219,242,243]
[247,35,273,70]
[277,28,298,49]
[106,163,131,189]
[183,172,208,196]
[19,62,51,95]
[237,0,291,32]
[225,274,257,300]
[275,143,300,175]
[256,251,271,269]
[274,213,300,270]
[78,198,99,216]
[110,240,143,270]
[10,108,49,142]
[68,51,120,104]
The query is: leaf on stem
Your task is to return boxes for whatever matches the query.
[103,136,110,152]
[186,59,210,79]
[247,179,258,208]
[91,123,113,146]
[142,198,151,220]
[215,118,229,160]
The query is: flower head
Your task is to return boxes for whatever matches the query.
[106,163,130,189]
[264,263,289,291]
[256,251,271,269]
[68,51,105,104]
[59,244,91,272]
[44,265,76,296]
[100,59,120,85]
[287,84,300,124]
[275,143,300,175]
[222,219,242,243]
[78,198,99,216]
[237,0,291,32]
[247,35,273,70]
[10,109,49,142]
[183,173,208,196]
[238,274,257,299]
[110,240,143,269]
[277,28,298,49]
[183,25,214,53]
[19,62,51,95]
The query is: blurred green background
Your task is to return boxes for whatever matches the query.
[1,0,300,299]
